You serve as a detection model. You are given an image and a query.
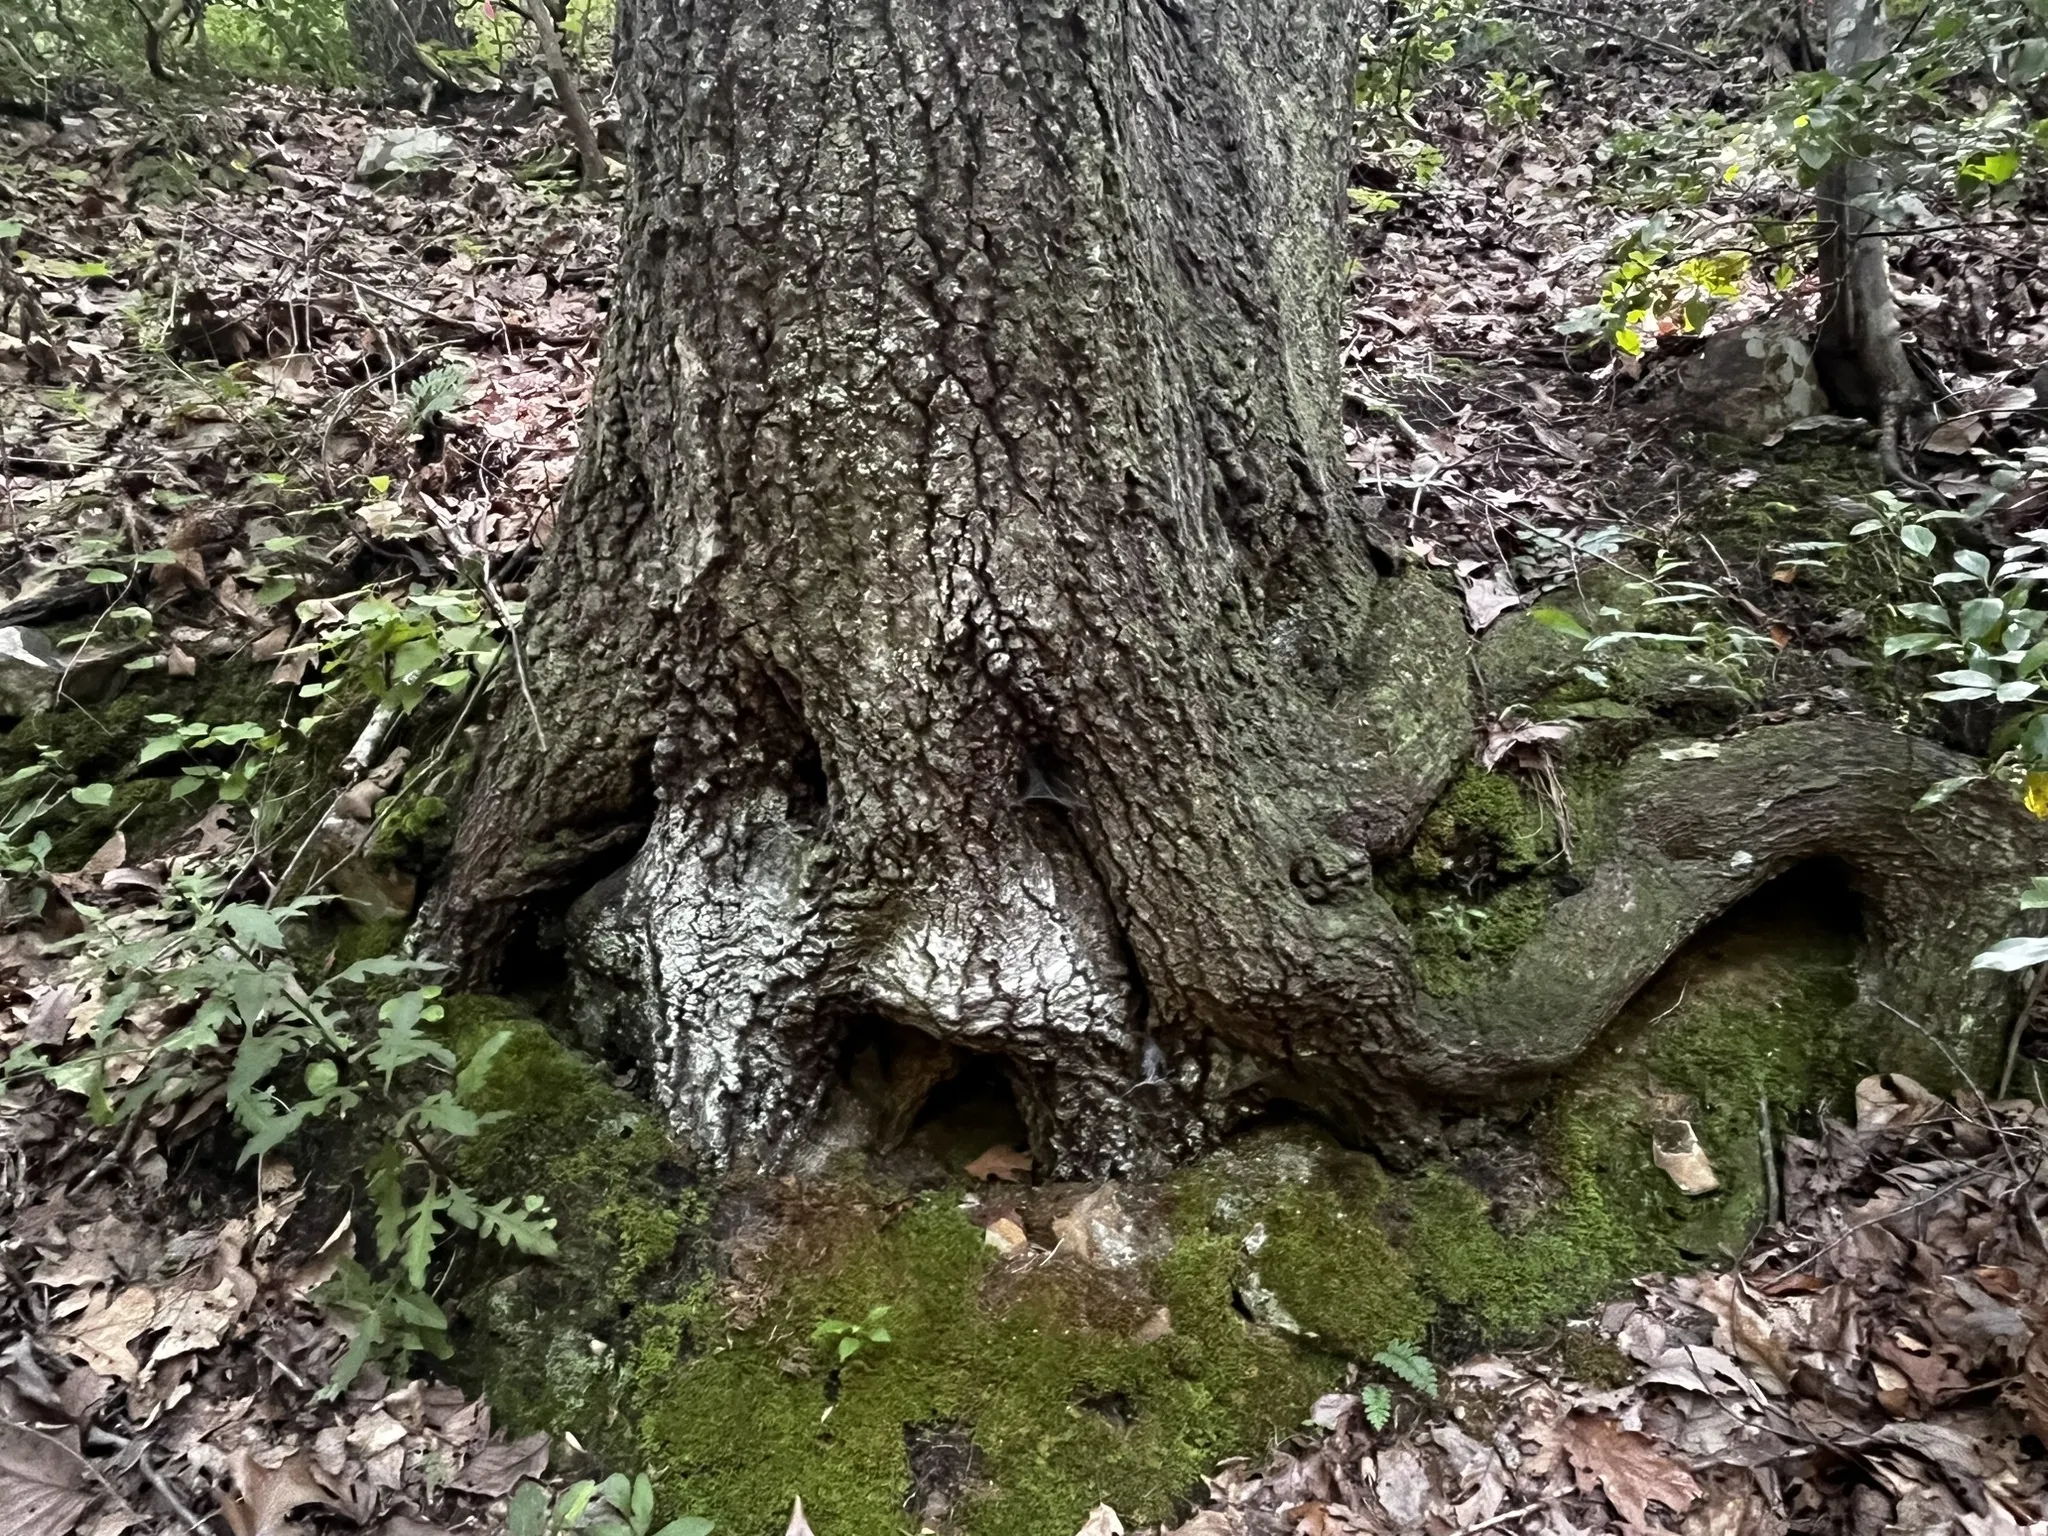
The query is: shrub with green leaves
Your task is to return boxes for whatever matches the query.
[3,878,556,1392]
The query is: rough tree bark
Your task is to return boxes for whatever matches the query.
[426,0,2045,1177]
[1813,0,1929,477]
[346,0,467,97]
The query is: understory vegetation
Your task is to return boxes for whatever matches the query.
[2,0,2047,1532]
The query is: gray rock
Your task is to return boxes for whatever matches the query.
[0,626,63,717]
[1669,322,1826,439]
[354,127,459,182]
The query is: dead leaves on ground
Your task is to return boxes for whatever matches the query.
[1,912,553,1536]
[1165,1081,2048,1536]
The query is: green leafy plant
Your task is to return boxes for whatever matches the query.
[405,361,471,431]
[1360,1383,1394,1430]
[1479,68,1548,128]
[1373,1339,1440,1397]
[813,1304,893,1365]
[136,715,280,801]
[508,1472,712,1536]
[4,882,556,1393]
[1559,216,1751,355]
[300,585,506,717]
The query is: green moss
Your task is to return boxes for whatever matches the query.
[1391,769,1563,999]
[1210,1147,1432,1356]
[333,916,406,970]
[1555,1329,1635,1388]
[436,996,702,1465]
[438,903,1870,1534]
[367,786,454,868]
[1407,768,1546,880]
[639,1195,1330,1536]
[1541,888,1870,1271]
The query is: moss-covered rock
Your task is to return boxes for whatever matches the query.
[0,658,340,869]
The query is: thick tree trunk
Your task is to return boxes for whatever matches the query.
[427,0,2046,1177]
[346,0,466,96]
[1813,0,1928,477]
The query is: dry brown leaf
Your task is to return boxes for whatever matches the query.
[217,1448,345,1536]
[1461,571,1521,632]
[52,1286,157,1383]
[1682,1470,1785,1536]
[0,1423,97,1536]
[2020,1319,2048,1444]
[148,1269,255,1365]
[448,1430,549,1496]
[166,643,196,677]
[1696,1274,1793,1390]
[78,832,125,878]
[964,1144,1033,1182]
[1557,1412,1702,1528]
[250,623,294,661]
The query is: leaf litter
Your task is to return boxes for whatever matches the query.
[1149,1078,2048,1536]
[1,74,610,1536]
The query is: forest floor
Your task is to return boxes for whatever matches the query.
[3,13,2048,1536]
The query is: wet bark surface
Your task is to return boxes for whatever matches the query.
[426,0,2045,1177]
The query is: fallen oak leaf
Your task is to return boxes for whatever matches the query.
[147,1267,256,1367]
[964,1144,1033,1183]
[447,1429,548,1496]
[1556,1412,1701,1528]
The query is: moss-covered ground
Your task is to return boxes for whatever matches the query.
[431,850,1873,1536]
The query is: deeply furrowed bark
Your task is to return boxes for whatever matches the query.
[346,0,466,96]
[426,0,2045,1177]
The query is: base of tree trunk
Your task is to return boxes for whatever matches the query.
[424,0,2041,1182]
[558,707,2041,1178]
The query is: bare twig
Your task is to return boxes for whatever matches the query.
[1493,0,1715,64]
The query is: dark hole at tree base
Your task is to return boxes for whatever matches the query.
[828,1014,1034,1181]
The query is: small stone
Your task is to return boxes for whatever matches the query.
[982,1216,1027,1257]
[1667,322,1825,440]
[1132,1306,1172,1345]
[0,625,63,717]
[1651,1119,1720,1196]
[1234,1271,1311,1337]
[354,126,459,181]
[1050,1183,1148,1270]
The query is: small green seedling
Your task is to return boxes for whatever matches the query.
[813,1304,893,1364]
